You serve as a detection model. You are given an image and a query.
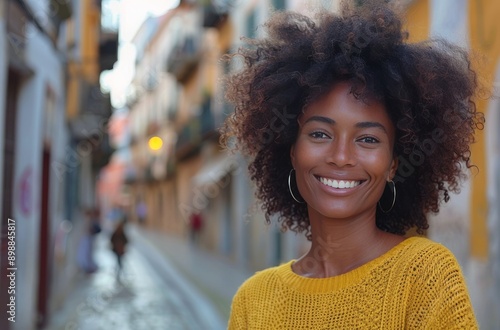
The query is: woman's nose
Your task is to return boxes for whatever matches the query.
[325,138,355,167]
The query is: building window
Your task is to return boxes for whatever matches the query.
[246,9,257,38]
[272,0,286,10]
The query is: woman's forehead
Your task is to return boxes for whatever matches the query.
[302,83,389,119]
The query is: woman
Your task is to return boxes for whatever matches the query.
[222,1,483,329]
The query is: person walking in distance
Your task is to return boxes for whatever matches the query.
[222,0,484,328]
[136,200,147,225]
[189,212,203,245]
[110,220,128,279]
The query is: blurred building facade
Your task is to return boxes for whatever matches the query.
[106,0,500,329]
[404,1,500,328]
[0,0,116,329]
[114,0,326,276]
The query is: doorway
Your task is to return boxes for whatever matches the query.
[36,147,51,328]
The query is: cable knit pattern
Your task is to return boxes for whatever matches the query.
[228,237,478,329]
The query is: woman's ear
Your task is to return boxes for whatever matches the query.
[290,144,296,169]
[389,155,399,180]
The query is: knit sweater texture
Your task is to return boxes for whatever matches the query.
[228,237,478,329]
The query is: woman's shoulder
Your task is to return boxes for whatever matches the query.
[403,236,457,258]
[398,236,463,276]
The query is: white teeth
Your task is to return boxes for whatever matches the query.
[319,177,361,189]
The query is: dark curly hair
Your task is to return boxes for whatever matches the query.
[220,0,484,240]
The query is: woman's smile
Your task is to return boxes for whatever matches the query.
[317,176,363,189]
[316,177,362,189]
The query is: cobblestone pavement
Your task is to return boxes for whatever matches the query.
[45,234,215,330]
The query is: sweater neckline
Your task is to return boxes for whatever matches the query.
[277,236,422,293]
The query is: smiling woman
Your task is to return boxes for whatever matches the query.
[221,0,483,329]
[291,82,397,225]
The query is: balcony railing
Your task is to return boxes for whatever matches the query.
[69,83,114,167]
[166,35,201,82]
[49,0,72,27]
[175,97,216,160]
[202,0,229,28]
[81,84,113,118]
[6,0,28,62]
[200,96,215,136]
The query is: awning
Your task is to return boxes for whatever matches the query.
[192,154,239,189]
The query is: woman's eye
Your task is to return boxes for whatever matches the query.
[359,136,379,143]
[309,131,330,139]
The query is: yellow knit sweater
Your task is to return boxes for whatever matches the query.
[228,237,478,329]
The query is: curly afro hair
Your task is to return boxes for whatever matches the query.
[220,0,484,240]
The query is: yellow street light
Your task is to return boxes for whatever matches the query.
[148,136,163,152]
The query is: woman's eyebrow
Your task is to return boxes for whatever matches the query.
[303,116,387,133]
[355,121,387,133]
[303,116,335,125]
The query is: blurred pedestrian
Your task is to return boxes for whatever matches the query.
[222,1,483,328]
[136,200,147,225]
[110,219,128,278]
[189,212,203,245]
[76,208,101,274]
[88,208,102,236]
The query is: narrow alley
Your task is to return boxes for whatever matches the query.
[44,226,226,330]
[1,0,499,329]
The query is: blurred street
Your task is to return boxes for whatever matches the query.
[0,0,499,329]
[44,224,229,330]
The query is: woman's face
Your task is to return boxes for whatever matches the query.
[290,83,398,221]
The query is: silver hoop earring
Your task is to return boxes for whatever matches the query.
[288,169,304,204]
[378,180,396,213]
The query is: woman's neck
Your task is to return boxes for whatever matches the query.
[293,213,404,278]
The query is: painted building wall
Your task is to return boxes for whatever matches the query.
[405,1,500,328]
[11,21,67,329]
[395,0,475,302]
[0,0,107,327]
[467,1,500,327]
[46,94,72,315]
[485,62,500,330]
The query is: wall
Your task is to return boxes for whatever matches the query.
[405,1,500,328]
[45,83,72,316]
[12,23,66,330]
[485,62,500,329]
[425,0,472,267]
[468,0,500,327]
[176,155,203,233]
